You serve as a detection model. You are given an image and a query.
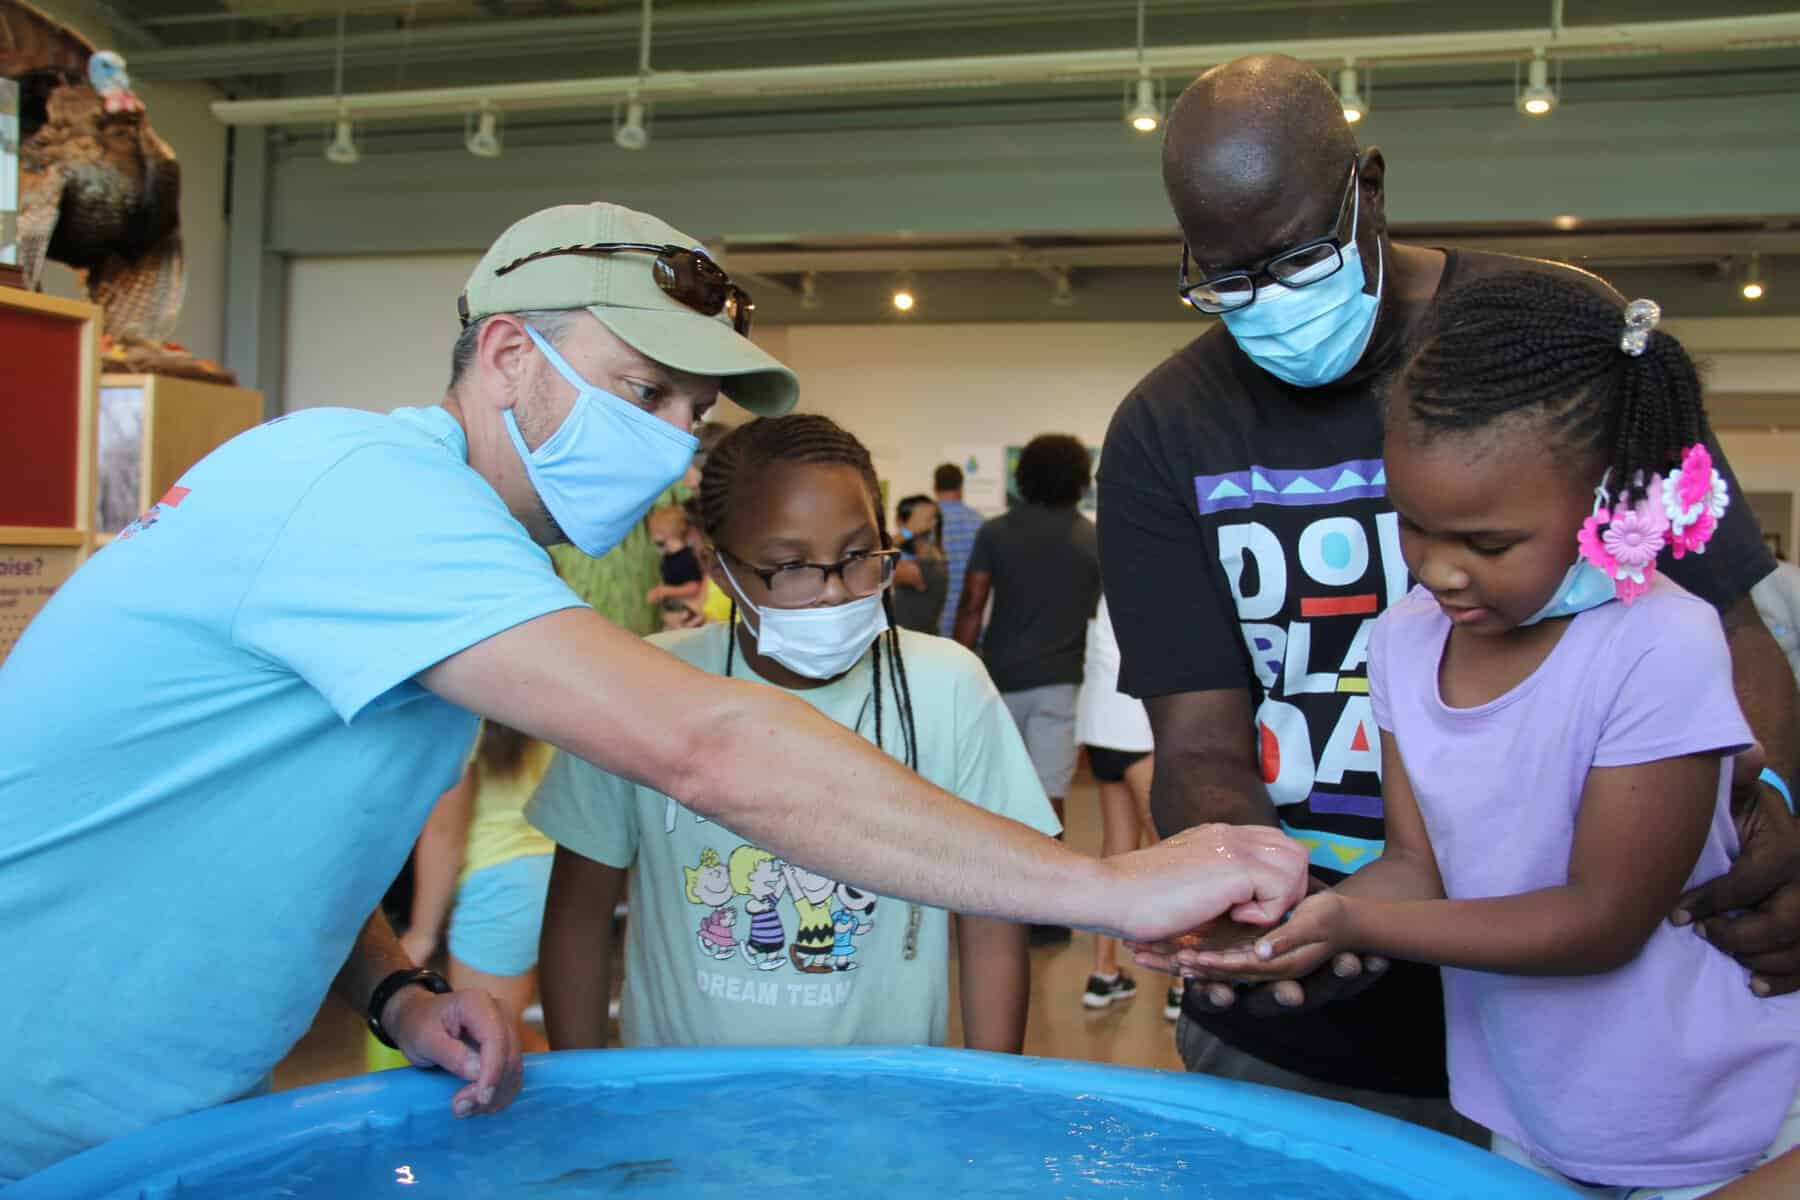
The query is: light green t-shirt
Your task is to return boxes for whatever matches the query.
[527,623,1059,1049]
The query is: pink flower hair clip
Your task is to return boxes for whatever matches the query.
[1575,445,1728,605]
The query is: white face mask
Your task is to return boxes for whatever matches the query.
[719,558,890,680]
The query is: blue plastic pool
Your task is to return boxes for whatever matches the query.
[13,1048,1568,1198]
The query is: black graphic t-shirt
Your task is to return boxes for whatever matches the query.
[1098,249,1774,1096]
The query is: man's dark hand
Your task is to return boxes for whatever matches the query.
[1674,767,1800,997]
[1185,951,1391,1017]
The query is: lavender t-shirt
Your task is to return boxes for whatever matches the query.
[1371,578,1800,1188]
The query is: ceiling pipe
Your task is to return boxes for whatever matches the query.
[209,12,1800,126]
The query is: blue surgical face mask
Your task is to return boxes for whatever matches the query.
[1522,479,1624,626]
[505,326,700,558]
[1521,558,1618,625]
[1218,182,1385,388]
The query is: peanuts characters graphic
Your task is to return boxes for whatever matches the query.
[729,845,788,971]
[684,848,738,961]
[782,863,838,974]
[831,884,877,972]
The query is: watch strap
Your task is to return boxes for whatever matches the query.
[367,967,452,1050]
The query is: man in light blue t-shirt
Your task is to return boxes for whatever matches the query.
[0,202,1309,1185]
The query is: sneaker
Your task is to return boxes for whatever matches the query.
[1082,972,1139,1009]
[1164,985,1183,1021]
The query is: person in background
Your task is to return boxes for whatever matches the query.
[892,493,949,634]
[645,502,708,629]
[956,434,1101,827]
[402,721,557,1052]
[934,462,986,639]
[533,415,1060,1052]
[550,528,662,637]
[1099,54,1800,1135]
[1075,593,1169,1017]
[956,434,1101,945]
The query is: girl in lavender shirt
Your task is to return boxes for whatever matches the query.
[1194,273,1800,1197]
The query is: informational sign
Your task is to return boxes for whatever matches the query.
[0,543,80,665]
[942,443,1006,515]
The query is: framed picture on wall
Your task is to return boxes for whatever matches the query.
[1765,531,1786,562]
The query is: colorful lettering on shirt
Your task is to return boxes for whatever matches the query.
[1195,459,1407,875]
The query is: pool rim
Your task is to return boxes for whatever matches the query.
[12,1046,1570,1198]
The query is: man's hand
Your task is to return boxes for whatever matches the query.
[383,986,523,1118]
[1104,823,1309,943]
[1674,751,1800,996]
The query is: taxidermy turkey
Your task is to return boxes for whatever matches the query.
[3,0,185,346]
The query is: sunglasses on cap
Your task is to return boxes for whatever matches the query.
[457,242,754,335]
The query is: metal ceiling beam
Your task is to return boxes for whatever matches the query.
[720,229,1800,275]
[131,0,1166,79]
[203,12,1800,126]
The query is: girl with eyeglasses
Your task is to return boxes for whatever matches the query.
[530,414,1059,1052]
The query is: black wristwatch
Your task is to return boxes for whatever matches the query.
[367,967,452,1049]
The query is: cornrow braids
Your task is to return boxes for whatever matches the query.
[1400,271,1707,507]
[701,415,918,771]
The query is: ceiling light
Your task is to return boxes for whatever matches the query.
[465,104,501,158]
[1049,269,1074,307]
[892,276,916,312]
[1552,214,1580,231]
[614,95,649,150]
[1742,253,1768,301]
[1127,73,1161,133]
[324,114,358,165]
[1517,49,1557,116]
[800,272,820,311]
[1338,63,1367,124]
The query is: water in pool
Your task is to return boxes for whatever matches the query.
[158,1071,1422,1198]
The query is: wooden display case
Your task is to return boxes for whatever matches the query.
[0,286,99,664]
[95,374,264,537]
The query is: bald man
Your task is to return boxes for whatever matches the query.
[1099,55,1800,1135]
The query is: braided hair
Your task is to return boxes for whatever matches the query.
[1400,271,1707,508]
[698,414,919,771]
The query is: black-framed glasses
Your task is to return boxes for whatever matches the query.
[459,242,754,335]
[1178,159,1360,314]
[721,547,900,606]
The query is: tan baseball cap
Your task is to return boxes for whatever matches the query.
[460,202,798,417]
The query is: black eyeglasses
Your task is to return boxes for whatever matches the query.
[722,547,900,606]
[1178,160,1360,314]
[458,242,754,335]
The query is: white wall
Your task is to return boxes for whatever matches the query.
[285,254,476,410]
[284,253,1800,532]
[772,322,1196,505]
[1717,431,1800,562]
[33,0,229,362]
[285,255,1195,501]
[284,256,1196,501]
